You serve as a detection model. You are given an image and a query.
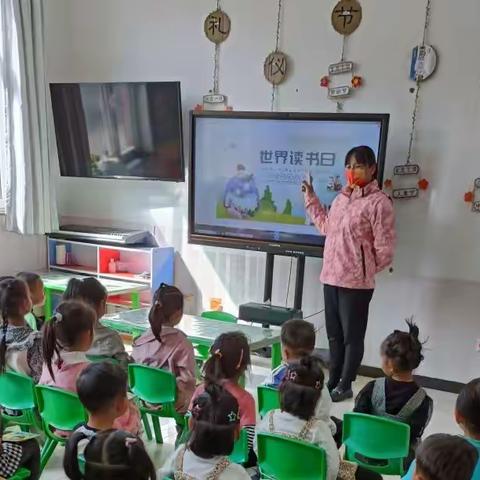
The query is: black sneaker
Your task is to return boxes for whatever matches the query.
[330,387,353,403]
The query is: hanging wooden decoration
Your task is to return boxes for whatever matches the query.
[264,51,288,85]
[320,1,363,108]
[331,0,362,35]
[196,2,232,111]
[463,178,480,212]
[204,9,231,44]
[265,0,288,111]
[384,0,433,199]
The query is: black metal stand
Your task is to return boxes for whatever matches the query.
[263,252,305,311]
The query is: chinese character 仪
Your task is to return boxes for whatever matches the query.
[306,152,320,166]
[320,153,335,167]
[260,150,273,163]
[275,151,288,164]
[267,56,286,77]
[289,151,303,166]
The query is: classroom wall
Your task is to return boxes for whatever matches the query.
[45,0,480,383]
[0,217,46,274]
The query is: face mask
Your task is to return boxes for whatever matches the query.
[345,168,370,188]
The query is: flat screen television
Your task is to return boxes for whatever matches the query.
[189,111,389,257]
[50,82,184,181]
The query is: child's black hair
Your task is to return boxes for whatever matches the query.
[380,318,424,372]
[64,429,156,480]
[76,361,127,414]
[456,378,480,437]
[203,332,251,384]
[63,277,107,310]
[280,319,315,357]
[189,382,240,459]
[148,283,183,343]
[0,278,30,373]
[43,300,95,380]
[280,355,324,421]
[415,433,478,480]
[16,272,42,289]
[344,145,377,168]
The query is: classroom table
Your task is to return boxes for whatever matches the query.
[39,271,149,318]
[101,308,282,369]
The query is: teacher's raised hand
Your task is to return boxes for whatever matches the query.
[301,173,314,196]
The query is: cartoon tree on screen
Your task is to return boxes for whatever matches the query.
[259,186,277,212]
[282,199,293,215]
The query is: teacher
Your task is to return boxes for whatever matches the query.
[302,145,395,402]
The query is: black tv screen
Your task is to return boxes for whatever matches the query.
[50,82,184,181]
[189,111,389,257]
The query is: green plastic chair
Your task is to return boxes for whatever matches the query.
[128,364,186,444]
[257,386,280,418]
[201,310,238,323]
[229,428,249,464]
[257,432,327,480]
[9,468,31,480]
[342,412,410,476]
[35,385,87,471]
[0,371,40,432]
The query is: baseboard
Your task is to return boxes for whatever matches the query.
[315,348,465,394]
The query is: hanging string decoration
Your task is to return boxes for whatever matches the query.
[265,0,288,111]
[384,0,435,199]
[195,2,232,111]
[320,0,363,110]
[464,178,480,212]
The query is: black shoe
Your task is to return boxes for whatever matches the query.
[330,387,353,403]
[327,381,337,393]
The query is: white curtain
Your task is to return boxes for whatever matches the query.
[0,0,58,234]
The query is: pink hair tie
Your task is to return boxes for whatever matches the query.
[214,349,223,359]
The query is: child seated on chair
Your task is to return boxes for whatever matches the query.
[263,319,335,434]
[403,378,480,480]
[63,277,131,369]
[0,417,41,480]
[16,272,45,331]
[256,355,340,480]
[408,434,478,480]
[191,332,256,467]
[39,301,141,435]
[132,283,195,414]
[74,362,130,439]
[0,277,43,382]
[160,383,250,480]
[64,429,156,480]
[353,319,432,465]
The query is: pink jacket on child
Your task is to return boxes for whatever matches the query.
[131,326,196,414]
[39,351,141,435]
[305,180,395,290]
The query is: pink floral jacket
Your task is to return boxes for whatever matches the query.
[305,180,395,289]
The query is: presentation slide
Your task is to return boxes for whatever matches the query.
[193,117,382,247]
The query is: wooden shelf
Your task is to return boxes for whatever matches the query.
[50,265,97,276]
[98,272,151,285]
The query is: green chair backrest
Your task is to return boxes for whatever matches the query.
[0,372,36,410]
[229,428,248,464]
[257,433,327,480]
[342,412,410,475]
[9,468,31,480]
[35,385,87,433]
[128,363,176,404]
[257,385,280,418]
[201,311,237,323]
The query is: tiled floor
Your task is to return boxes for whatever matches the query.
[41,356,460,479]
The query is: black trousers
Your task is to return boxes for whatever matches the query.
[20,439,40,480]
[324,284,374,390]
